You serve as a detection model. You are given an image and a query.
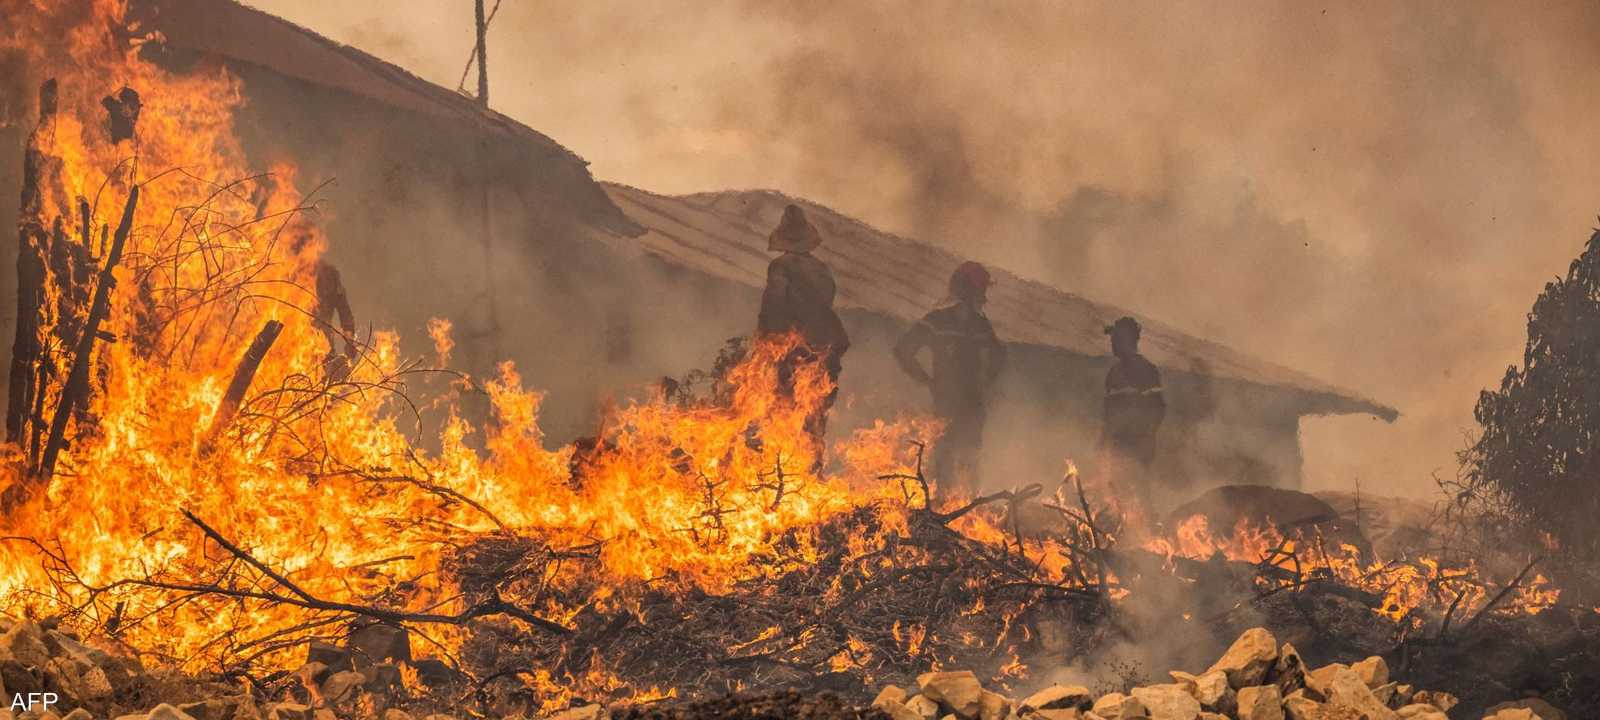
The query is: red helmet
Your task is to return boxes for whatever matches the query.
[949,261,993,300]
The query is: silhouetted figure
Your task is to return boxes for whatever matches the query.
[757,204,849,444]
[1100,316,1165,516]
[894,262,1007,494]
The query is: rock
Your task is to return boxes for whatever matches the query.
[1484,698,1566,720]
[178,699,238,720]
[1206,628,1278,689]
[1283,692,1365,720]
[877,700,925,720]
[361,663,403,694]
[1483,710,1539,720]
[305,642,352,674]
[1028,711,1085,720]
[1408,691,1458,713]
[0,622,52,669]
[1350,657,1388,689]
[1388,684,1413,709]
[875,686,909,708]
[408,659,456,688]
[78,666,112,701]
[544,706,605,720]
[906,695,941,719]
[1269,644,1305,696]
[1302,664,1348,701]
[1322,668,1397,720]
[1189,671,1232,712]
[293,662,327,691]
[978,691,1009,720]
[1091,693,1148,720]
[321,669,367,705]
[1235,685,1283,720]
[147,705,197,720]
[917,671,983,718]
[61,712,92,720]
[311,711,335,720]
[347,624,410,666]
[1371,682,1397,707]
[1130,684,1200,720]
[266,704,309,720]
[1021,685,1093,711]
[1393,705,1447,720]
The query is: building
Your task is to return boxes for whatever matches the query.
[0,0,1393,491]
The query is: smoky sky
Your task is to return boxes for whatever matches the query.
[244,0,1600,496]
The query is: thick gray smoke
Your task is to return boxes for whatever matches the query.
[245,0,1600,497]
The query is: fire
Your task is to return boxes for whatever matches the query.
[0,0,938,675]
[1145,514,1560,623]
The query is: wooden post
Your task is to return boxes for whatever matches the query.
[36,184,138,480]
[203,319,284,449]
[474,0,489,107]
[6,80,56,444]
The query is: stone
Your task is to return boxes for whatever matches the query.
[321,670,367,705]
[1393,705,1446,720]
[61,712,92,720]
[0,622,52,669]
[266,704,309,720]
[408,659,456,688]
[1188,671,1232,711]
[1371,682,1397,707]
[1302,664,1348,701]
[361,663,403,694]
[875,686,909,708]
[1389,684,1413,709]
[1350,657,1388,689]
[305,642,352,674]
[1269,644,1305,696]
[1235,685,1283,720]
[978,690,1010,720]
[917,671,983,718]
[1407,690,1457,713]
[147,705,197,720]
[1483,711,1539,720]
[1205,628,1278,689]
[178,699,237,720]
[293,662,327,691]
[1129,684,1200,720]
[1484,698,1566,720]
[1282,693,1362,720]
[312,711,336,720]
[78,666,112,701]
[1322,668,1397,720]
[1090,693,1148,720]
[1029,711,1084,720]
[906,695,941,719]
[876,700,925,720]
[347,624,410,666]
[544,706,604,720]
[1020,685,1093,711]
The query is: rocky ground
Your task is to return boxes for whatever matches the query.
[0,613,1574,720]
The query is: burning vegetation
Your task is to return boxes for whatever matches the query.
[0,2,1596,720]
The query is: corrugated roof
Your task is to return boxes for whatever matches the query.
[605,183,1397,421]
[128,0,584,163]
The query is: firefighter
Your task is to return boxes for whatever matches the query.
[757,204,850,442]
[1100,316,1166,516]
[893,261,1007,494]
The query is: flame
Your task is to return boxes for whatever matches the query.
[1145,514,1560,622]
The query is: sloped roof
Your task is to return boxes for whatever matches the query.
[604,183,1397,421]
[127,0,582,163]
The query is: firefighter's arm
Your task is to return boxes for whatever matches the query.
[756,261,791,334]
[983,321,1007,386]
[893,322,934,385]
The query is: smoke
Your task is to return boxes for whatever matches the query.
[243,0,1600,497]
